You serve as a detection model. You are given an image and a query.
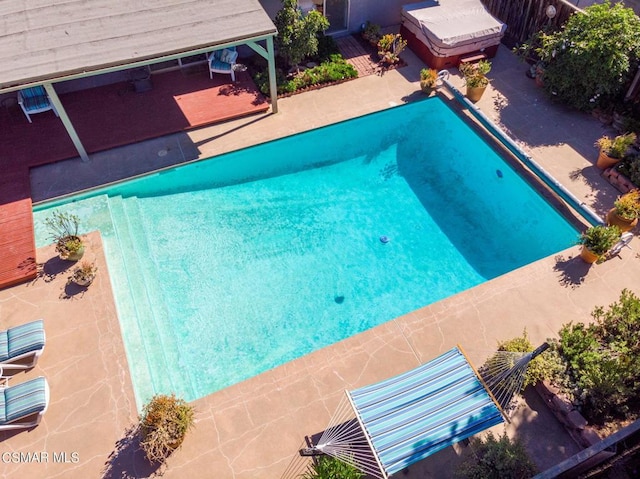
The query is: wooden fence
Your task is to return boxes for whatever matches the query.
[481,0,581,45]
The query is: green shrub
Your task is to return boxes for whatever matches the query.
[139,394,195,463]
[536,2,640,111]
[314,33,340,62]
[300,456,363,479]
[558,289,640,423]
[493,330,564,390]
[456,432,537,479]
[253,55,357,96]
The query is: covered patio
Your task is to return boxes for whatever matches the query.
[0,68,269,168]
[0,0,278,289]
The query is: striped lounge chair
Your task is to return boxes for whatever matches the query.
[206,47,238,82]
[17,85,59,123]
[0,377,49,430]
[0,320,45,370]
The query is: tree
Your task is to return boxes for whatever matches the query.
[536,1,640,111]
[274,0,329,71]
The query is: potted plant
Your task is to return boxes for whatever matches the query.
[459,60,491,102]
[595,132,637,169]
[44,211,84,261]
[606,189,640,232]
[577,225,621,264]
[361,21,381,46]
[70,260,97,287]
[377,33,407,65]
[419,68,438,94]
[139,393,195,464]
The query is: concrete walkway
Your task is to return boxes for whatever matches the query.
[2,44,639,478]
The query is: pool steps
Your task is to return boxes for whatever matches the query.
[120,197,195,398]
[108,195,195,405]
[108,196,166,406]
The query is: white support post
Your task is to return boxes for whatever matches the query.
[266,35,278,114]
[42,83,90,162]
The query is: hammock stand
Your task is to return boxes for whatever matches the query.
[300,343,549,478]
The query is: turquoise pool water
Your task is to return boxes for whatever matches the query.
[34,98,578,405]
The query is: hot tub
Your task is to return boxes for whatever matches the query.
[401,0,506,70]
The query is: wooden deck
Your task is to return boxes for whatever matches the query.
[0,67,269,289]
[335,35,379,77]
[0,171,37,288]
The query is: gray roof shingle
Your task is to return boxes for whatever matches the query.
[0,0,276,91]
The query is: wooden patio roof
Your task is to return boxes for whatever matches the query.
[0,0,277,92]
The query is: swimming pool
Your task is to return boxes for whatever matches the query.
[34,97,578,406]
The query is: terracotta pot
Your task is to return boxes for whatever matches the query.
[606,208,638,232]
[580,246,601,264]
[466,85,486,102]
[420,80,435,94]
[596,149,620,169]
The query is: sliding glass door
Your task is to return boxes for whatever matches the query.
[324,0,349,34]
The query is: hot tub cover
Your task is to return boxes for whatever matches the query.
[402,0,506,55]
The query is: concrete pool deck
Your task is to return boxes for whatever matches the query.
[2,44,639,478]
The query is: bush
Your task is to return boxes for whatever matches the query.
[536,2,640,111]
[300,456,363,479]
[493,330,564,390]
[313,33,340,63]
[456,432,537,479]
[558,289,640,423]
[253,54,357,96]
[139,394,195,463]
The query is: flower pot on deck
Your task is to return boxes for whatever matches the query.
[466,85,487,102]
[596,150,621,170]
[580,246,601,264]
[606,208,638,232]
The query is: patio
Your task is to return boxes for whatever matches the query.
[1,44,639,478]
[0,68,268,171]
